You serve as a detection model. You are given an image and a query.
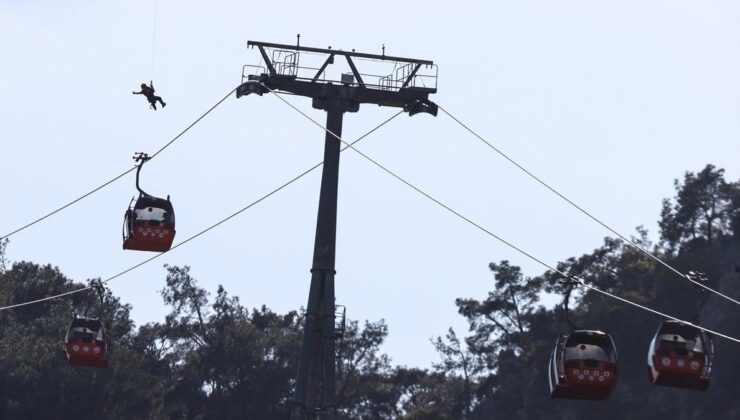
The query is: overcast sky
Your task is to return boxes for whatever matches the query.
[1,1,739,368]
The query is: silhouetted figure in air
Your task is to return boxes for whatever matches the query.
[132,81,166,110]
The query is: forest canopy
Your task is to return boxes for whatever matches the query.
[1,164,739,419]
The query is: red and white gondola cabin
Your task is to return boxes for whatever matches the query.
[647,320,713,391]
[549,330,618,400]
[123,195,175,252]
[64,317,109,369]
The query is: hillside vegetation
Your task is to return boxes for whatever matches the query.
[1,164,738,419]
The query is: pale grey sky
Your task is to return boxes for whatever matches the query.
[1,1,739,368]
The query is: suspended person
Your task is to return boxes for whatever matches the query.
[132,81,166,110]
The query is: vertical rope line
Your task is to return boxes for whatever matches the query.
[150,0,158,79]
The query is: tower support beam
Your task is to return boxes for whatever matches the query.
[292,108,344,420]
[238,39,437,420]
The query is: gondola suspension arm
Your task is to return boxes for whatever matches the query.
[133,152,152,197]
[560,275,582,331]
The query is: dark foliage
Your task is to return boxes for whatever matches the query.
[1,164,738,419]
[438,165,740,419]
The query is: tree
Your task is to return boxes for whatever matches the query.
[392,367,463,420]
[333,319,398,419]
[660,164,734,250]
[456,261,542,355]
[431,328,482,418]
[0,259,164,420]
[160,264,210,350]
[3,163,740,419]
[155,266,302,419]
[0,238,8,274]
[726,181,740,238]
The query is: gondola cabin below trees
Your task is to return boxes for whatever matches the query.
[647,320,713,391]
[64,318,109,368]
[549,330,618,400]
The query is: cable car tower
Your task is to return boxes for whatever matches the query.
[237,36,437,420]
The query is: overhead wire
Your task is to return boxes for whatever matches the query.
[436,104,740,308]
[0,86,237,240]
[4,80,737,344]
[0,169,136,241]
[578,281,740,344]
[0,110,403,312]
[149,86,236,159]
[261,83,740,345]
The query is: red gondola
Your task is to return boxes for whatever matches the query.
[123,195,175,252]
[647,320,713,391]
[549,330,618,400]
[64,317,109,368]
[122,153,176,252]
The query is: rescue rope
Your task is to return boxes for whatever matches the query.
[150,0,158,79]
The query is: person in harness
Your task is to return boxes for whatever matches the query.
[132,81,166,110]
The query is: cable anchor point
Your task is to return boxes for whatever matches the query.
[236,79,268,98]
[404,99,438,117]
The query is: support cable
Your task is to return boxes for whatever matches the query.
[1,86,237,240]
[262,86,552,268]
[262,84,740,345]
[577,280,740,343]
[0,110,403,311]
[436,104,740,307]
[0,169,137,241]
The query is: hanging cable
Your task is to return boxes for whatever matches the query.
[436,104,740,307]
[576,280,740,344]
[1,86,237,240]
[149,86,236,159]
[262,83,740,345]
[0,286,94,312]
[5,84,736,346]
[0,169,136,241]
[0,110,403,312]
[261,85,554,268]
[150,0,158,79]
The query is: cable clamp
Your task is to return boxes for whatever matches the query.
[686,270,708,284]
[559,274,583,286]
[89,278,105,295]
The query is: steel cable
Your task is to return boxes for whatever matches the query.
[0,110,402,311]
[263,84,740,344]
[436,104,740,308]
[1,86,238,240]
